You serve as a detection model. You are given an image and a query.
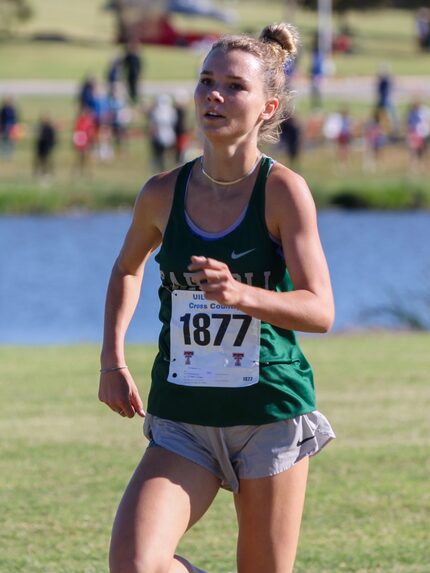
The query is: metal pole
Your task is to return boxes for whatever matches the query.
[318,0,333,63]
[285,0,298,22]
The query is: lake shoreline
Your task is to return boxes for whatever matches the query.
[1,179,429,215]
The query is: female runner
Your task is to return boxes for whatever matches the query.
[99,22,335,573]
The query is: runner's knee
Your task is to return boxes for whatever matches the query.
[109,545,173,573]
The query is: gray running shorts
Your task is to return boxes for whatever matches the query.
[143,411,335,493]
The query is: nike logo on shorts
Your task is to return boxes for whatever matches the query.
[231,248,256,260]
[296,435,316,447]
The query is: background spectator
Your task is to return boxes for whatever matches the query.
[363,107,387,172]
[33,115,57,179]
[375,64,398,136]
[280,115,302,166]
[173,91,189,164]
[336,108,353,167]
[0,96,19,158]
[107,82,130,154]
[106,53,123,95]
[406,99,430,171]
[415,8,430,51]
[72,105,97,175]
[123,42,143,104]
[147,94,177,171]
[78,75,97,114]
[309,46,324,110]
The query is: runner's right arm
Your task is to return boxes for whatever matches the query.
[98,171,175,417]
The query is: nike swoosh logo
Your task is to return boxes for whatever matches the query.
[296,435,316,447]
[231,248,256,260]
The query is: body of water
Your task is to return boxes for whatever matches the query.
[1,211,429,344]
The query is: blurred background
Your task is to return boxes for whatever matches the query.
[1,4,429,573]
[0,0,429,343]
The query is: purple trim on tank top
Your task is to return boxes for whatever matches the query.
[183,156,278,243]
[184,208,247,240]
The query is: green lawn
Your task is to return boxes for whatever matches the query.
[0,334,429,572]
[0,1,428,79]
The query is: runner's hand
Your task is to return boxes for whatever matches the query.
[98,369,145,418]
[188,255,244,307]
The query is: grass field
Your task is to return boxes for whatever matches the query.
[0,334,429,573]
[1,1,429,79]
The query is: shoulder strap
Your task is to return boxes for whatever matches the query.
[170,159,196,213]
[248,155,274,215]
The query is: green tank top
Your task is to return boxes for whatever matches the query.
[148,156,316,426]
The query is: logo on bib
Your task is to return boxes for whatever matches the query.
[231,248,256,260]
[233,352,244,366]
[184,351,194,365]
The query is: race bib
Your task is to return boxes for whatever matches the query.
[168,290,261,388]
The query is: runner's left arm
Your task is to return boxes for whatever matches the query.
[188,166,334,333]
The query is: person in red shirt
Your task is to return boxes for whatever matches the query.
[72,105,96,175]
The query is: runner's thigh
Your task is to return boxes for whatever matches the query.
[234,457,309,573]
[110,446,220,573]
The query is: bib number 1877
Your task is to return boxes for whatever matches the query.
[179,312,252,347]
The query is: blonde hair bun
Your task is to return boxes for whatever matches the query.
[259,23,299,60]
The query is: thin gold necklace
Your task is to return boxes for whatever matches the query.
[200,154,262,186]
